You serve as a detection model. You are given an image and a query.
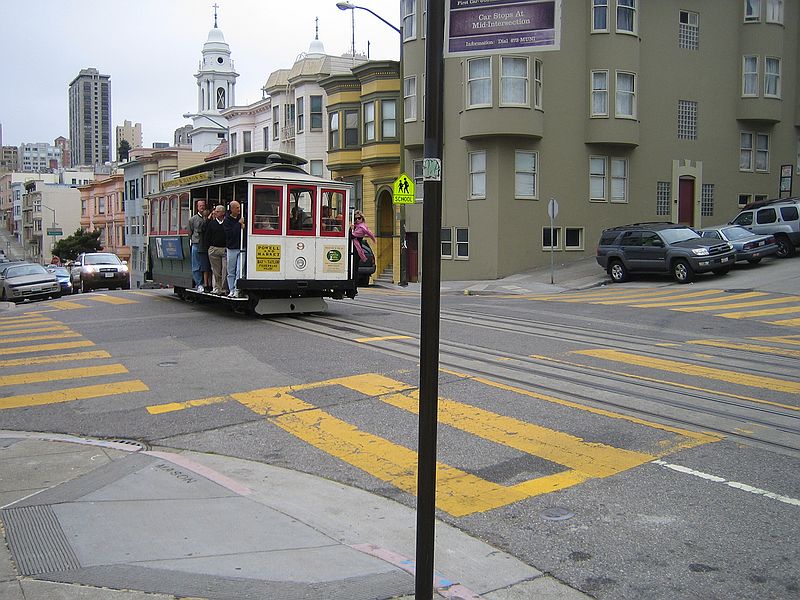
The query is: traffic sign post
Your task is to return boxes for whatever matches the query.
[392,173,415,205]
[548,198,559,285]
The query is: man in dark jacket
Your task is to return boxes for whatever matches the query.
[205,205,228,295]
[223,201,246,297]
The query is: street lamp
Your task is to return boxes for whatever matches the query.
[41,204,59,262]
[336,1,408,286]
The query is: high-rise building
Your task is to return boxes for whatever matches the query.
[68,68,111,167]
[115,120,143,160]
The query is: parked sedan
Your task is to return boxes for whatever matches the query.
[47,265,73,294]
[0,263,61,303]
[698,225,778,264]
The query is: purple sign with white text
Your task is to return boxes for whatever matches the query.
[446,0,560,56]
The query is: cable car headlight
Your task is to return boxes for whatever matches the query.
[295,256,307,270]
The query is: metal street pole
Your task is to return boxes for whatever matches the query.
[415,0,444,598]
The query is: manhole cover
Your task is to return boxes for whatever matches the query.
[105,438,149,451]
[157,361,178,367]
[725,288,753,293]
[541,507,574,521]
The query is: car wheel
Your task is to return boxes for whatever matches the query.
[747,258,762,265]
[122,282,130,290]
[712,267,730,276]
[0,289,6,301]
[608,260,628,283]
[80,279,91,293]
[672,259,695,283]
[775,235,796,258]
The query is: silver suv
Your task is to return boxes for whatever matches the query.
[729,197,800,258]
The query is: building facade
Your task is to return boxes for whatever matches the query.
[19,142,63,172]
[69,68,112,167]
[116,120,143,159]
[20,180,81,263]
[1,146,19,172]
[401,0,800,280]
[78,173,128,262]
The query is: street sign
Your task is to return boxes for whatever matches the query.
[547,197,559,220]
[46,228,63,236]
[392,172,415,204]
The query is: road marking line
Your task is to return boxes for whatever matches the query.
[0,332,82,344]
[591,289,723,306]
[687,339,800,358]
[631,291,767,308]
[673,296,800,312]
[751,335,800,345]
[537,288,696,302]
[0,380,149,410]
[0,364,128,387]
[766,316,800,326]
[0,318,55,329]
[355,335,413,343]
[0,351,112,368]
[574,349,800,394]
[0,340,95,356]
[652,460,800,507]
[147,396,229,414]
[0,314,54,323]
[717,305,800,319]
[49,300,88,310]
[85,294,137,305]
[0,324,70,335]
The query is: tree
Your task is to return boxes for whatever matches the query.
[52,228,103,261]
[118,139,131,162]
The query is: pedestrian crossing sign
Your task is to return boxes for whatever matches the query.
[392,173,415,204]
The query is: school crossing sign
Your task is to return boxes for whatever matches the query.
[392,173,415,205]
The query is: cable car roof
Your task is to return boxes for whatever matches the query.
[178,151,308,179]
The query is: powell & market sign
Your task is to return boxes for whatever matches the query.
[446,0,560,56]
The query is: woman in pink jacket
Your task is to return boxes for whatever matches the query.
[351,210,376,263]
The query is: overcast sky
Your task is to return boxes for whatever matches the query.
[1,0,401,148]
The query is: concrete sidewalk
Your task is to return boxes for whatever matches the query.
[0,431,593,600]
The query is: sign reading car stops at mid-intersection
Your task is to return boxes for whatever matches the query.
[392,173,415,204]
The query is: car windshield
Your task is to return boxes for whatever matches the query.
[721,226,753,241]
[659,228,700,244]
[85,254,121,265]
[50,267,70,276]
[5,264,48,278]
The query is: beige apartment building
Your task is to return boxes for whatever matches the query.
[400,0,799,279]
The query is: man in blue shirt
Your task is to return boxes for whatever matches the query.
[223,200,246,298]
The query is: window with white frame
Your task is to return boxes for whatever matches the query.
[755,133,769,171]
[679,10,699,50]
[344,110,359,148]
[701,184,714,217]
[229,133,237,155]
[677,100,697,140]
[656,181,671,216]
[615,72,636,118]
[740,132,754,170]
[364,101,375,142]
[592,0,608,32]
[533,59,543,109]
[469,151,486,199]
[310,96,323,130]
[381,100,397,138]
[467,57,492,108]
[441,227,452,258]
[310,160,323,177]
[404,76,417,121]
[738,193,752,206]
[590,156,607,201]
[422,0,428,37]
[263,126,269,148]
[514,151,537,199]
[766,0,783,23]
[617,0,636,33]
[744,0,761,21]
[565,228,583,250]
[591,71,608,116]
[611,158,628,203]
[742,56,758,96]
[329,112,340,150]
[500,56,528,106]
[542,227,560,249]
[273,106,279,140]
[765,57,781,97]
[243,131,251,152]
[456,228,469,259]
[296,97,304,133]
[401,0,416,40]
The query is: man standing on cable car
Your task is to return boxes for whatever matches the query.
[223,200,246,298]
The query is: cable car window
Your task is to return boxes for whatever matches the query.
[169,195,179,233]
[159,198,168,234]
[179,193,190,233]
[321,189,346,237]
[253,186,282,234]
[149,199,158,234]
[287,186,315,235]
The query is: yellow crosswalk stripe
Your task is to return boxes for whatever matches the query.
[86,294,137,305]
[0,364,128,387]
[50,300,88,310]
[687,339,800,359]
[356,335,412,343]
[717,305,800,319]
[767,316,800,326]
[147,396,229,414]
[0,332,82,344]
[574,349,800,394]
[592,289,723,306]
[0,318,55,329]
[0,350,111,368]
[0,380,149,410]
[0,340,95,356]
[631,291,766,308]
[0,324,70,335]
[673,296,800,312]
[751,335,800,345]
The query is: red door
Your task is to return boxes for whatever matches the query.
[678,178,694,226]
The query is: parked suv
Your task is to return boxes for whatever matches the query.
[596,222,735,283]
[70,252,130,293]
[729,197,800,258]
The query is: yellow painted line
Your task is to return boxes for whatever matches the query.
[355,335,413,343]
[0,350,112,368]
[687,339,800,359]
[717,305,800,319]
[673,296,800,312]
[0,364,128,387]
[0,332,82,344]
[0,314,53,323]
[631,291,767,308]
[0,324,71,335]
[147,396,229,414]
[541,288,690,301]
[0,318,55,329]
[532,353,799,413]
[751,335,800,346]
[592,290,723,306]
[49,300,88,310]
[0,380,149,410]
[767,317,800,326]
[0,340,95,356]
[554,289,698,303]
[86,295,137,305]
[574,349,800,394]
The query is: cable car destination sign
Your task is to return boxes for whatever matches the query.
[445,0,560,56]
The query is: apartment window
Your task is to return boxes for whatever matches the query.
[98,197,105,214]
[756,133,769,171]
[381,100,397,138]
[656,182,671,216]
[616,72,636,118]
[740,132,754,170]
[329,112,340,150]
[273,106,280,140]
[404,76,417,121]
[296,97,304,133]
[469,151,486,199]
[542,227,560,249]
[310,96,323,130]
[284,104,295,128]
[401,0,416,40]
[310,160,323,177]
[456,228,469,259]
[514,151,537,199]
[590,156,607,201]
[738,194,751,206]
[500,56,528,106]
[344,110,359,148]
[565,228,583,250]
[679,11,699,50]
[229,133,237,155]
[467,57,492,108]
[533,59,543,109]
[765,57,781,97]
[677,100,697,140]
[263,126,269,148]
[441,227,452,258]
[766,0,783,23]
[744,0,761,21]
[364,101,376,142]
[413,159,424,201]
[591,71,608,116]
[243,131,251,153]
[701,184,715,217]
[611,158,628,203]
[617,0,636,33]
[592,0,608,32]
[742,56,759,96]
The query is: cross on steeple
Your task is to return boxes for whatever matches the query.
[213,3,219,27]
[315,16,319,40]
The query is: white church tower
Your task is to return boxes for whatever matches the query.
[187,6,239,153]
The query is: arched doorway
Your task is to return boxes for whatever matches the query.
[376,187,394,280]
[678,177,695,226]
